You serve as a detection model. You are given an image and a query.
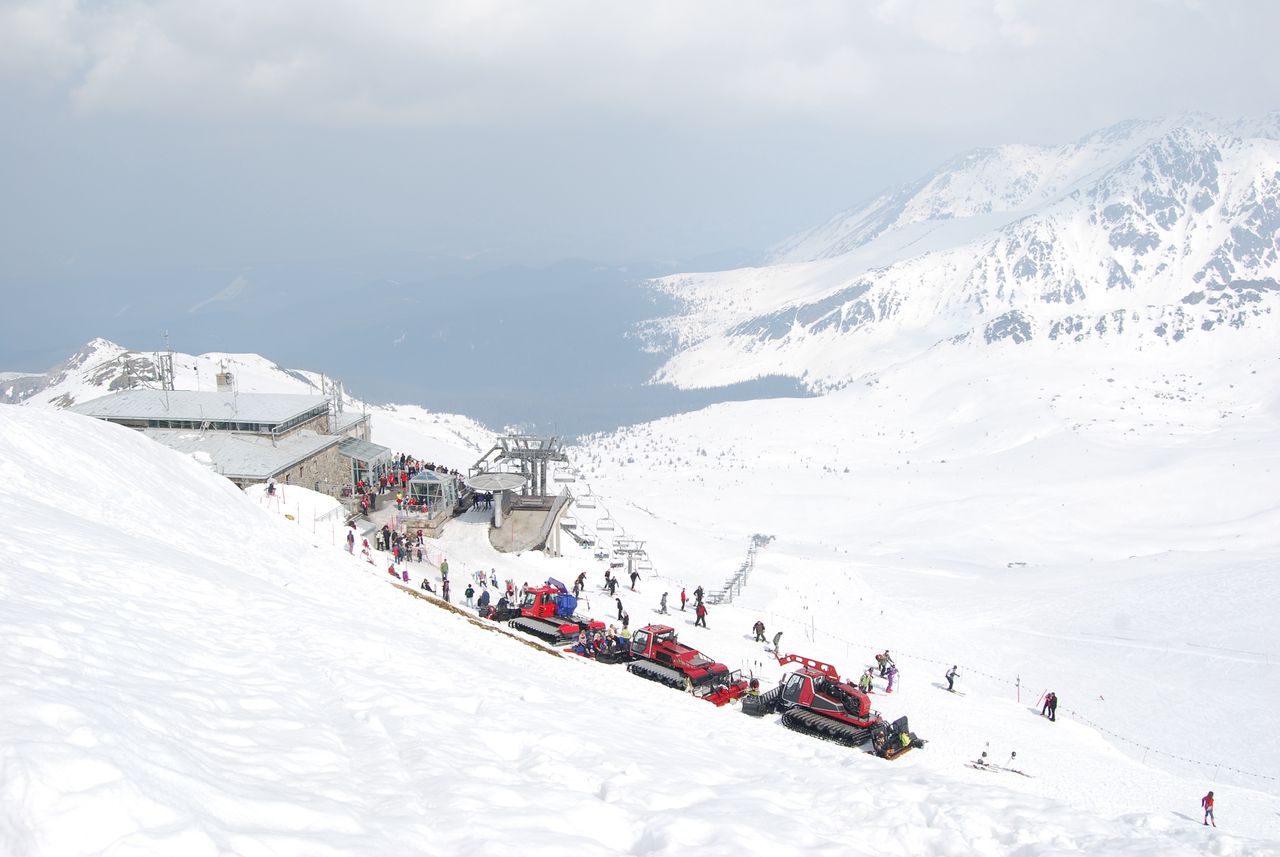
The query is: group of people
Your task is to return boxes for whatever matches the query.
[1040,690,1059,721]
[570,625,632,658]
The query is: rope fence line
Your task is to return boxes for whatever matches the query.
[751,605,1278,787]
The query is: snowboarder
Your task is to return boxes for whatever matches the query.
[680,588,688,611]
[659,592,669,614]
[616,597,625,620]
[464,584,475,607]
[885,665,898,693]
[1201,791,1215,826]
[694,601,708,628]
[945,665,959,692]
[753,620,766,642]
[771,631,783,652]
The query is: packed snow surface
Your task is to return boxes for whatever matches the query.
[1,396,1277,855]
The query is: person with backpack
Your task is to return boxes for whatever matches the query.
[694,601,708,628]
[477,588,491,611]
[1201,791,1215,826]
[945,665,959,692]
[464,584,475,607]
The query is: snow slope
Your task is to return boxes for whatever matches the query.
[1,405,1275,856]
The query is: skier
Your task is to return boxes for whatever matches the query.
[464,584,475,607]
[1201,791,1215,827]
[945,665,959,692]
[859,668,874,694]
[616,597,625,621]
[680,588,688,611]
[885,665,898,693]
[659,592,669,614]
[694,601,708,628]
[752,620,766,642]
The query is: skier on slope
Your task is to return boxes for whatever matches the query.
[945,665,959,692]
[694,601,708,628]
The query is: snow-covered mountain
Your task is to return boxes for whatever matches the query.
[1,337,495,470]
[645,113,1280,390]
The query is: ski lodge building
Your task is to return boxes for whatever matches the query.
[71,388,392,493]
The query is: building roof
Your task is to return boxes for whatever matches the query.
[143,429,342,481]
[71,390,330,426]
[338,437,391,463]
[409,469,457,484]
[333,410,368,434]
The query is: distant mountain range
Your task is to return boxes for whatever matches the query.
[642,113,1280,390]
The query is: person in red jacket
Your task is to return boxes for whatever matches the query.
[1201,791,1215,826]
[694,601,708,628]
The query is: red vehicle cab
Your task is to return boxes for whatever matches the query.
[625,625,750,706]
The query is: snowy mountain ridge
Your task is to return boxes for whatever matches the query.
[646,113,1280,391]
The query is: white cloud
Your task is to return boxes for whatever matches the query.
[0,0,1268,131]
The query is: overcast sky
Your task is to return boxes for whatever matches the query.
[2,0,1278,283]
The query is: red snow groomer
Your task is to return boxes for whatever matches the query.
[624,625,751,706]
[743,654,924,759]
[491,578,605,645]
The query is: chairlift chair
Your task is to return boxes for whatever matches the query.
[576,495,597,509]
[561,515,578,530]
[596,516,616,532]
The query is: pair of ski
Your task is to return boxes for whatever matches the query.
[966,749,1032,778]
